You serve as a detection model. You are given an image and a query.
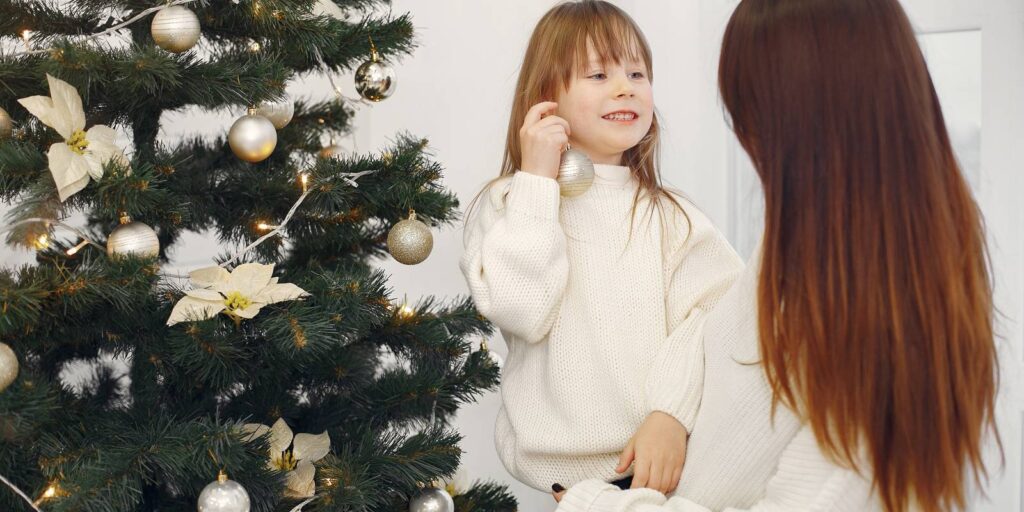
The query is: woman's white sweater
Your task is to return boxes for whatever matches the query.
[555,247,883,511]
[460,165,742,491]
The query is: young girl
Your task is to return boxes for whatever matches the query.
[460,1,743,495]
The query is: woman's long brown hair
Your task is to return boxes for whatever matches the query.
[719,0,999,510]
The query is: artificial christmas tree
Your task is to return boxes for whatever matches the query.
[0,1,515,511]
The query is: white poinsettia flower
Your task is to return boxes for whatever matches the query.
[166,262,309,326]
[242,418,331,498]
[17,74,127,202]
[433,468,470,497]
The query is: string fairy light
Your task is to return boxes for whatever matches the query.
[7,0,201,59]
[0,472,43,511]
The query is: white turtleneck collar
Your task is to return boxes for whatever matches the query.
[592,164,633,186]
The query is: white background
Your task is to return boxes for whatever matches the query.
[1,1,1020,511]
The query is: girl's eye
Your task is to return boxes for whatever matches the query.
[588,73,607,80]
[629,72,646,79]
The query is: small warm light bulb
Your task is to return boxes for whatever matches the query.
[21,29,32,42]
[34,233,50,250]
[249,41,261,52]
[300,173,309,191]
[34,482,60,506]
[256,222,275,231]
[66,239,89,256]
[398,304,415,317]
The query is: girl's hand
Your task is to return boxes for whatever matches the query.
[617,411,688,494]
[520,101,571,179]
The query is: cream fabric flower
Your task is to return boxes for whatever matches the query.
[166,263,309,326]
[433,468,470,497]
[243,418,331,498]
[17,74,126,202]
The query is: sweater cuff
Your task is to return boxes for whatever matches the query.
[647,378,702,434]
[556,480,618,512]
[505,171,560,222]
[645,314,707,433]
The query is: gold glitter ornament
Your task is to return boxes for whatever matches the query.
[0,342,18,392]
[387,210,433,265]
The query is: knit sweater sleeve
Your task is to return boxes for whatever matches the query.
[644,200,744,431]
[459,171,570,344]
[555,427,879,512]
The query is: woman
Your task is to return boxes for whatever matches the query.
[553,0,999,510]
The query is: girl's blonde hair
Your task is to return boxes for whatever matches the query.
[467,0,688,240]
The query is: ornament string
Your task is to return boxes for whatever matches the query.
[6,0,202,59]
[0,170,376,277]
[0,472,43,511]
[220,169,375,268]
[0,218,107,252]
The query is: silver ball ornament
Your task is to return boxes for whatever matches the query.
[409,487,454,512]
[0,342,18,392]
[151,5,201,53]
[107,216,160,259]
[197,473,250,512]
[355,48,396,102]
[229,111,277,163]
[387,211,433,265]
[0,107,12,139]
[557,147,595,197]
[255,98,294,129]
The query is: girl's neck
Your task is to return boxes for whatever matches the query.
[570,142,623,165]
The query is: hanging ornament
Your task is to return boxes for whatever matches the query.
[354,38,396,102]
[197,470,251,512]
[107,213,160,259]
[318,143,345,160]
[255,97,294,129]
[557,145,594,197]
[409,487,455,512]
[0,342,18,392]
[387,210,433,265]
[229,108,277,163]
[0,107,12,139]
[480,340,503,370]
[150,5,201,53]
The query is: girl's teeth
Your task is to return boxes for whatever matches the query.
[604,113,636,120]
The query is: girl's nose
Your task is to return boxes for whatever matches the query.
[614,75,636,98]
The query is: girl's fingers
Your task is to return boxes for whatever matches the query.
[661,464,675,494]
[668,466,682,494]
[647,460,663,492]
[630,459,650,490]
[617,440,636,473]
[523,101,559,127]
[531,114,571,135]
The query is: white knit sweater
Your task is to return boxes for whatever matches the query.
[460,165,742,491]
[555,247,884,511]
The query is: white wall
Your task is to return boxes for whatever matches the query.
[2,1,1019,511]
